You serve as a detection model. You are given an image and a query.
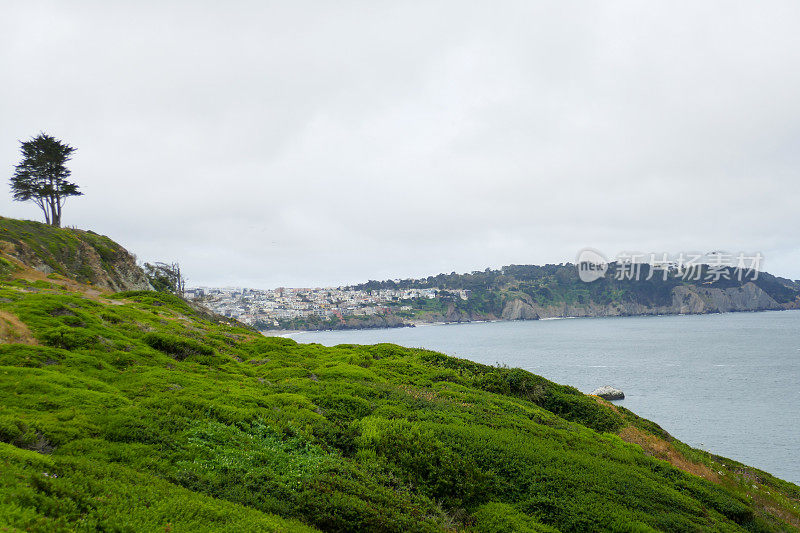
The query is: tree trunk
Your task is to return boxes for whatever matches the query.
[48,196,60,227]
[36,198,50,225]
[47,179,58,227]
[54,198,62,228]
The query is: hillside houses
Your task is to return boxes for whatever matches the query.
[186,285,467,326]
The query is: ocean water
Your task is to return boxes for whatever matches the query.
[291,310,800,485]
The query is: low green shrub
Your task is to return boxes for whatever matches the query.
[143,332,215,362]
[0,266,796,531]
[41,326,97,349]
[115,290,196,314]
[473,502,561,533]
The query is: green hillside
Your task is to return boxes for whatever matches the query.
[0,220,798,531]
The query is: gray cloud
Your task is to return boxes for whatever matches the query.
[2,1,799,287]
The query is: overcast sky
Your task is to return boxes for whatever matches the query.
[1,1,799,288]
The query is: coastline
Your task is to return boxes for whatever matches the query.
[261,307,799,335]
[260,329,304,338]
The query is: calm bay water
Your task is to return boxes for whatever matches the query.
[292,310,800,485]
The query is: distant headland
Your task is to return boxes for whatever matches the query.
[189,263,800,331]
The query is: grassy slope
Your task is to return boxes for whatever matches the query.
[0,223,798,531]
[0,217,145,290]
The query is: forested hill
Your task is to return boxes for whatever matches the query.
[349,263,800,324]
[356,263,800,296]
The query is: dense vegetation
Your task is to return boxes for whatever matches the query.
[356,263,800,314]
[0,220,798,531]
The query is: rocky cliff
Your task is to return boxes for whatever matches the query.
[492,281,794,321]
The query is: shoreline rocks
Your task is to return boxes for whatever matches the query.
[590,386,625,400]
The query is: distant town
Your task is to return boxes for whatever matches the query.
[185,285,470,328]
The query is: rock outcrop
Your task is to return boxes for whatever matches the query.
[501,297,540,320]
[591,386,625,400]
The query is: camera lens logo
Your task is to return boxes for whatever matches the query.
[576,248,608,282]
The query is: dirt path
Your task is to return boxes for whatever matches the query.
[0,309,37,345]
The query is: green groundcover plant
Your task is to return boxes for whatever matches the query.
[0,220,798,532]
